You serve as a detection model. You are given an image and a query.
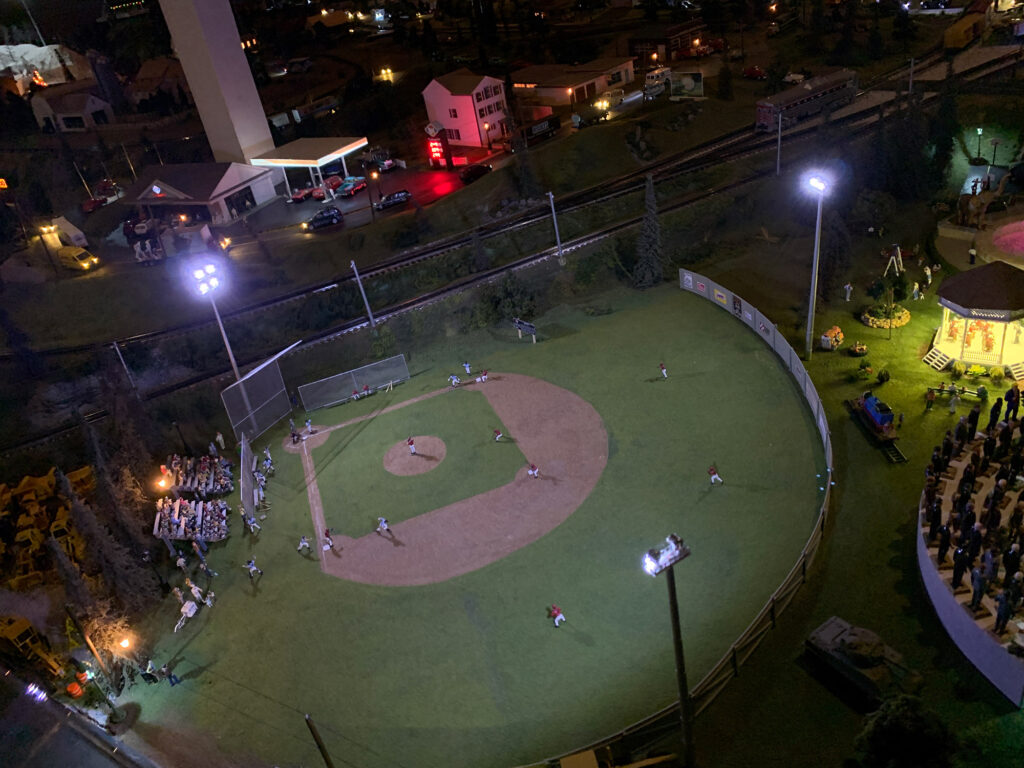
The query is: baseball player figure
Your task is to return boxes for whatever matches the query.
[352,388,360,400]
[244,559,264,581]
[408,437,416,455]
[297,535,311,553]
[660,363,668,379]
[322,528,335,551]
[708,465,724,485]
[448,374,461,388]
[463,361,472,374]
[376,517,391,536]
[480,370,488,382]
[528,463,540,479]
[494,428,503,442]
[184,578,204,603]
[362,385,371,398]
[549,604,566,628]
[203,590,216,608]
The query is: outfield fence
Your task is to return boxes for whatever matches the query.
[517,272,834,767]
[297,354,410,412]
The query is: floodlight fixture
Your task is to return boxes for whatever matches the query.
[642,534,691,577]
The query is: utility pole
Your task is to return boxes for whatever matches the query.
[547,191,564,266]
[351,260,376,328]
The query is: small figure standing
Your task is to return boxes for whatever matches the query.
[362,384,371,398]
[264,446,272,464]
[843,282,852,302]
[322,528,335,551]
[297,535,311,553]
[208,441,218,457]
[494,428,503,442]
[408,437,416,455]
[949,392,961,414]
[660,363,668,379]
[463,361,472,374]
[527,463,541,479]
[549,604,566,628]
[244,559,264,581]
[926,390,936,410]
[184,578,204,603]
[480,370,489,382]
[912,281,921,301]
[171,586,184,605]
[175,553,187,572]
[448,374,461,388]
[215,431,226,450]
[897,413,904,430]
[246,515,262,534]
[289,418,296,432]
[376,517,390,535]
[969,247,977,265]
[203,591,216,608]
[708,465,724,485]
[305,418,314,435]
[198,561,218,579]
[159,664,181,687]
[924,265,932,286]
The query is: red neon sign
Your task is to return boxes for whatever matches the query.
[427,138,444,160]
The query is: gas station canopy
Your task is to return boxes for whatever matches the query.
[250,137,368,171]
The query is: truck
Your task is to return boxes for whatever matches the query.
[502,115,561,153]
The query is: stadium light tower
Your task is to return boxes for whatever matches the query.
[643,534,695,768]
[804,173,830,361]
[190,261,241,381]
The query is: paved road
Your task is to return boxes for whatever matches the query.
[0,670,155,768]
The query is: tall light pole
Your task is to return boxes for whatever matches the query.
[483,121,492,152]
[643,535,695,768]
[805,174,829,361]
[18,0,46,46]
[192,263,241,380]
[351,260,376,328]
[976,127,984,159]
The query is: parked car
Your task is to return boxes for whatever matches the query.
[375,157,397,172]
[311,176,344,200]
[742,65,767,80]
[81,197,108,214]
[459,164,492,184]
[337,176,367,197]
[374,189,412,210]
[266,61,288,78]
[301,206,343,231]
[920,0,947,7]
[287,57,314,73]
[57,245,99,271]
[288,186,316,203]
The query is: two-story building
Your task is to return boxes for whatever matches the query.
[510,58,635,108]
[30,81,114,132]
[421,68,508,148]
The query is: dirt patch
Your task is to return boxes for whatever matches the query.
[301,373,608,586]
[383,436,447,475]
[282,426,329,453]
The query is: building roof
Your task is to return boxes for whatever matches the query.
[431,68,493,96]
[511,58,633,88]
[133,56,186,93]
[250,137,369,169]
[121,163,270,203]
[33,80,105,112]
[0,43,92,84]
[937,261,1024,312]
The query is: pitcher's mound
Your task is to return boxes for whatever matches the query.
[384,436,447,476]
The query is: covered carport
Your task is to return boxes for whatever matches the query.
[249,136,369,197]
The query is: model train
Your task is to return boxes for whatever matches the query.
[755,69,858,132]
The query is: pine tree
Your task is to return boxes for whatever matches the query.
[633,175,663,289]
[818,210,852,301]
[513,153,542,200]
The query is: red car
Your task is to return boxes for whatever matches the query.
[743,65,767,80]
[81,197,108,213]
[288,186,315,203]
[311,175,344,200]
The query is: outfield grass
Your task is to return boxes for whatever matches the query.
[119,284,825,768]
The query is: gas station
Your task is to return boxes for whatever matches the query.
[249,136,369,197]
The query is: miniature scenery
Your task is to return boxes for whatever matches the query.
[2,0,1024,767]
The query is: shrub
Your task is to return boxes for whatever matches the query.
[967,364,987,378]
[990,366,1005,385]
[951,361,966,380]
[877,368,891,384]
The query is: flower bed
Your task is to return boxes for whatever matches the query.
[860,305,911,329]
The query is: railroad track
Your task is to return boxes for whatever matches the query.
[1,48,1014,366]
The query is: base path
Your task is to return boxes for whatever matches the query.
[300,373,608,586]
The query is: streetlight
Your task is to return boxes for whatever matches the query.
[976,127,984,159]
[804,173,830,361]
[189,261,241,381]
[643,534,695,768]
[368,170,379,224]
[483,121,492,152]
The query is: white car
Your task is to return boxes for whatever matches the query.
[782,72,806,84]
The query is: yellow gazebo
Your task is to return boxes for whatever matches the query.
[932,261,1024,378]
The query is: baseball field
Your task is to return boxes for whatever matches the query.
[123,283,826,768]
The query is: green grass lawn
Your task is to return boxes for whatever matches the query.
[310,388,524,535]
[120,284,825,768]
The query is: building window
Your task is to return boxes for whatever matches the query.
[494,83,502,95]
[475,92,483,102]
[446,128,461,141]
[479,107,486,118]
[483,85,492,98]
[61,115,85,130]
[496,101,505,114]
[486,103,495,115]
[608,71,622,85]
[449,108,458,118]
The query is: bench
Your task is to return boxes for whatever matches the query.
[928,386,987,400]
